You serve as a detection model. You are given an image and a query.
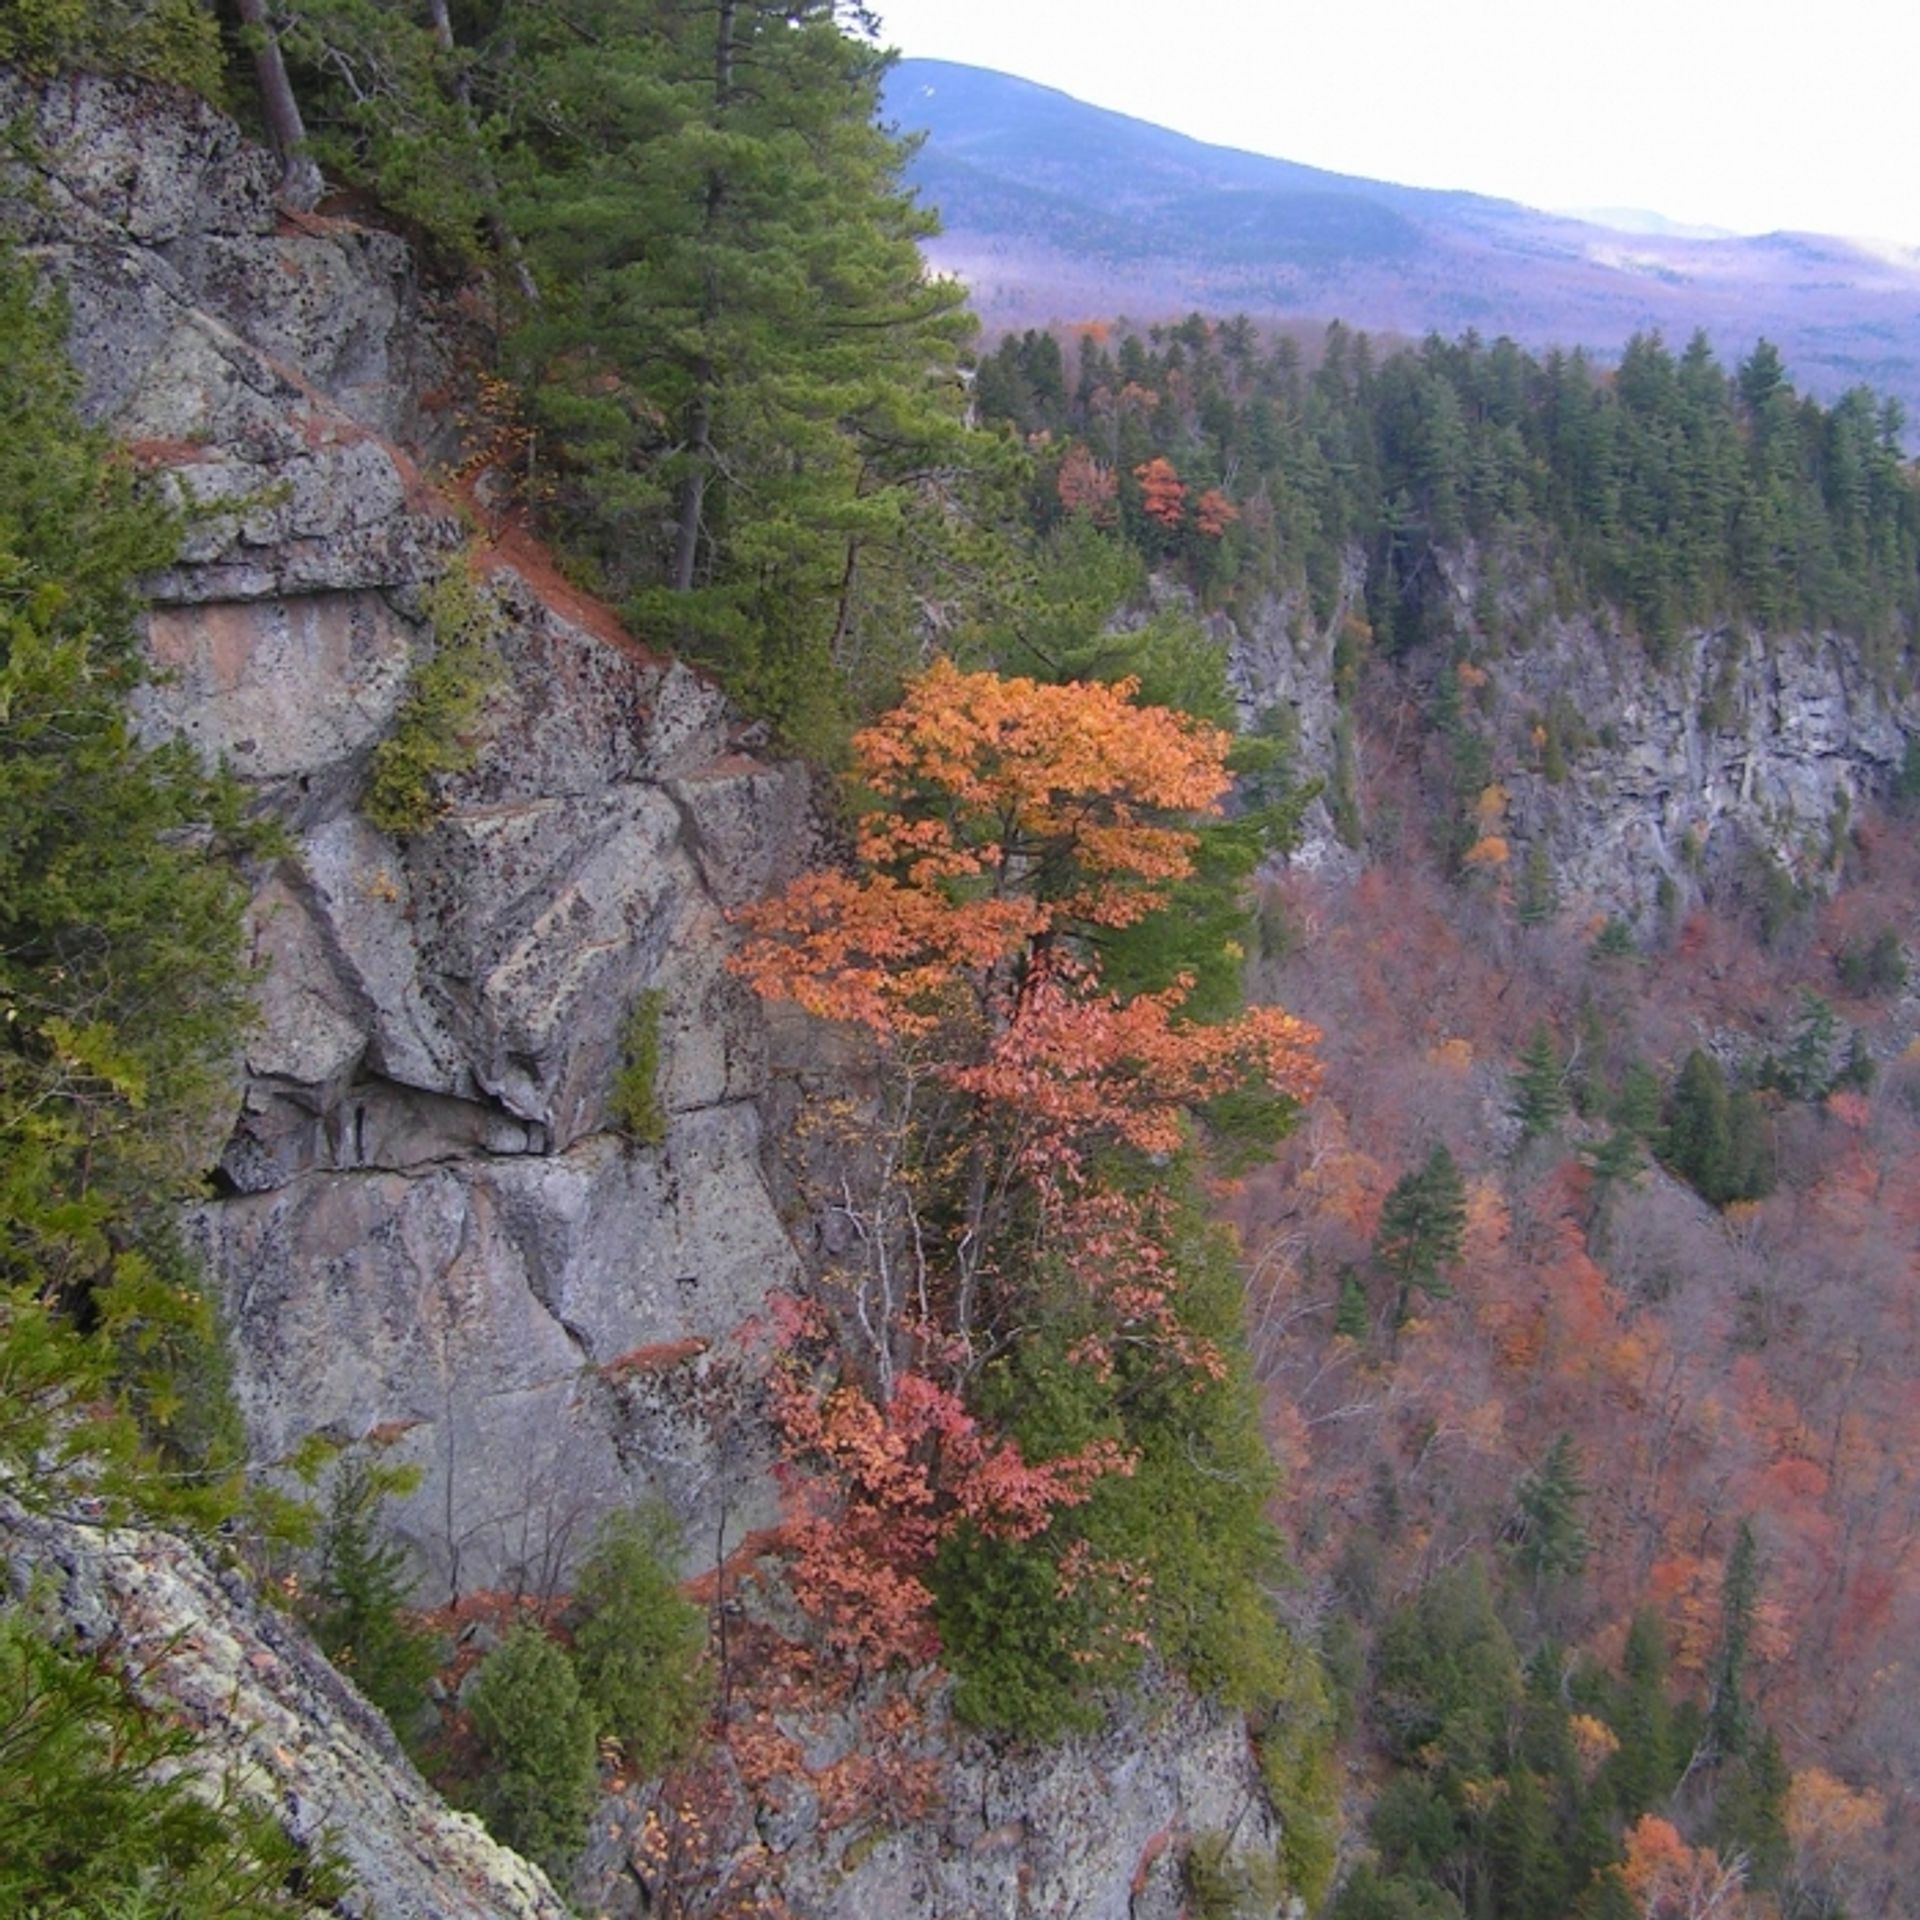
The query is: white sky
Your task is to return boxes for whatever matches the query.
[871,0,1920,245]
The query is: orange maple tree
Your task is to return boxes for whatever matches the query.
[1133,455,1187,529]
[734,658,1317,1155]
[732,660,1319,1663]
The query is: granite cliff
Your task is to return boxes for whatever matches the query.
[1,67,1291,1919]
[1219,550,1917,915]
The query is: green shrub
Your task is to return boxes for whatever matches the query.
[1185,1829,1286,1919]
[569,1505,708,1776]
[1255,1636,1341,1906]
[0,0,224,97]
[464,1625,600,1880]
[1836,929,1907,997]
[607,990,669,1147]
[362,565,503,834]
[308,1455,438,1745]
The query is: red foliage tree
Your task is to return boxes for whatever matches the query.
[1133,455,1187,530]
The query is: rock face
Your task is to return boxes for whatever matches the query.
[1,1497,570,1920]
[0,71,1301,1920]
[576,1674,1291,1920]
[1222,549,1918,915]
[771,1688,1286,1920]
[1,69,814,1601]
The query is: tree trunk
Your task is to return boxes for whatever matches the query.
[232,0,322,210]
[422,0,539,306]
[672,384,713,595]
[669,2,737,598]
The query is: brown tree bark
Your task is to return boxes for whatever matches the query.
[232,0,323,209]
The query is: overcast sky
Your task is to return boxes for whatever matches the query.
[871,0,1920,245]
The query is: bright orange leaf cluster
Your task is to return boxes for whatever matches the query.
[1133,455,1187,529]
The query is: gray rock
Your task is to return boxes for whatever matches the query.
[576,1675,1291,1920]
[1225,545,1919,919]
[194,1106,797,1599]
[1,1496,570,1920]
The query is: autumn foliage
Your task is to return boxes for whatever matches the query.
[732,661,1319,1708]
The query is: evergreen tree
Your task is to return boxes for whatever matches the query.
[1516,842,1558,926]
[1706,1519,1760,1762]
[464,1625,601,1879]
[0,252,255,1514]
[1661,1051,1773,1207]
[1335,1267,1372,1341]
[570,1504,709,1776]
[309,1455,439,1741]
[1375,1144,1467,1326]
[1512,1434,1590,1588]
[503,0,979,735]
[1487,1766,1560,1920]
[1714,1728,1790,1890]
[1510,1026,1568,1141]
[1763,990,1842,1101]
[1604,1612,1678,1820]
[0,1608,346,1917]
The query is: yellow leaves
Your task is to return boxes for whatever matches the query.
[1426,1035,1474,1074]
[1475,782,1510,824]
[1569,1713,1620,1781]
[1787,1766,1886,1855]
[1462,834,1510,869]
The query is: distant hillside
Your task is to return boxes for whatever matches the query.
[886,59,1920,421]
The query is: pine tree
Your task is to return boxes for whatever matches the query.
[504,0,978,734]
[1375,1145,1467,1327]
[1661,1051,1772,1206]
[1517,842,1558,926]
[310,1455,439,1740]
[570,1504,710,1776]
[1335,1268,1372,1342]
[1488,1765,1560,1920]
[0,252,255,1514]
[1512,1434,1590,1587]
[1706,1519,1760,1762]
[464,1626,601,1879]
[1510,1026,1568,1141]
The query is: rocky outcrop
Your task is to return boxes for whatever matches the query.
[1,70,814,1600]
[1,1497,569,1920]
[1223,547,1918,916]
[2,68,1308,1919]
[577,1675,1291,1920]
[1480,618,1915,918]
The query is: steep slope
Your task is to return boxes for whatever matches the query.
[887,59,1920,421]
[1,67,1295,1918]
[2,67,816,1605]
[1,1496,571,1919]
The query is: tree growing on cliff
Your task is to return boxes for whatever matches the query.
[733,661,1321,1732]
[502,0,979,734]
[0,246,332,1913]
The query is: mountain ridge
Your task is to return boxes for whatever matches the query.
[886,58,1920,423]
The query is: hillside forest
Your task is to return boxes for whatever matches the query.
[2,3,1919,1917]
